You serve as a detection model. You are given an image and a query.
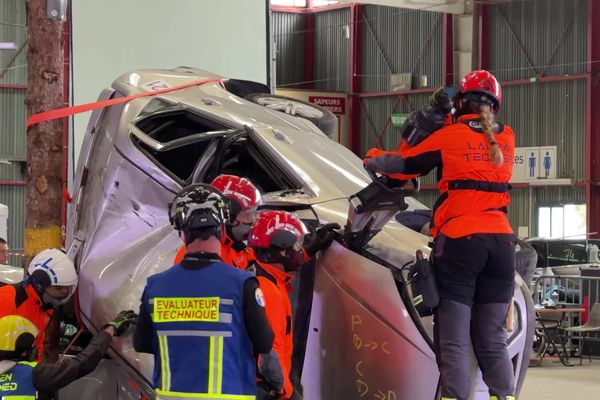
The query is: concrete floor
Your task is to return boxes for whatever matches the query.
[520,359,600,399]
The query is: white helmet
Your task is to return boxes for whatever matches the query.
[28,248,78,307]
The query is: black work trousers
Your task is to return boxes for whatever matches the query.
[433,233,516,400]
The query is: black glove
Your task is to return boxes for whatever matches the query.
[105,310,137,336]
[428,87,453,114]
[304,223,341,257]
[257,381,284,400]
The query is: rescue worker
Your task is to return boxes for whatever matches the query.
[364,70,516,400]
[247,210,309,400]
[134,184,282,400]
[0,248,78,360]
[0,310,136,398]
[173,174,263,267]
[174,174,337,266]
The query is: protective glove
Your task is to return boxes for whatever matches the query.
[304,223,341,257]
[257,381,284,400]
[364,153,406,175]
[105,310,137,336]
[428,87,453,114]
[258,350,284,393]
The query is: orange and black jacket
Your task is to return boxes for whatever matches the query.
[0,282,53,360]
[173,237,256,268]
[250,260,294,399]
[365,114,515,239]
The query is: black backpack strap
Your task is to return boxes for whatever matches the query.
[14,283,29,308]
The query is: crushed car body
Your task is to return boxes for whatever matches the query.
[64,67,534,400]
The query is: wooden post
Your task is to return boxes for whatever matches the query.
[26,0,66,362]
[25,0,64,261]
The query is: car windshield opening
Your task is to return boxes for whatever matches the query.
[132,103,234,183]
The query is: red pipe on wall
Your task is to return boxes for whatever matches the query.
[0,84,26,90]
[442,13,454,86]
[0,181,27,186]
[348,3,363,155]
[478,1,489,70]
[303,6,315,89]
[586,0,600,239]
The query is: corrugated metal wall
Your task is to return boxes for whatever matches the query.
[273,2,588,238]
[361,5,444,93]
[359,92,440,186]
[488,0,588,81]
[0,0,27,263]
[0,0,27,86]
[499,80,587,181]
[273,12,306,88]
[314,8,350,92]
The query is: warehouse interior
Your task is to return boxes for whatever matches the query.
[1,0,600,399]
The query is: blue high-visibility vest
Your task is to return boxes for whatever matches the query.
[141,260,257,400]
[0,361,37,399]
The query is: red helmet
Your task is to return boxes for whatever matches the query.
[460,70,502,113]
[210,174,262,217]
[248,210,308,251]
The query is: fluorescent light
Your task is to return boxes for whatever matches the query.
[0,42,17,50]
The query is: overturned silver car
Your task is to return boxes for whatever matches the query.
[64,67,534,400]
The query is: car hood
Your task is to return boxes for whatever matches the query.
[111,67,374,205]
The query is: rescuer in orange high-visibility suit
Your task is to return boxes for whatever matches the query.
[173,174,262,267]
[364,70,517,400]
[0,248,78,361]
[247,210,310,400]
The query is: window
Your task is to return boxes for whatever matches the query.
[270,0,338,7]
[131,100,235,183]
[313,0,339,6]
[202,135,301,194]
[271,0,307,6]
[537,204,586,239]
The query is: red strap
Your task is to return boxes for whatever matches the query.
[26,78,222,128]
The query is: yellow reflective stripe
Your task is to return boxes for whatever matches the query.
[490,397,515,400]
[1,397,36,400]
[441,398,457,400]
[158,335,171,391]
[17,361,37,367]
[216,336,224,394]
[207,336,216,393]
[156,389,255,399]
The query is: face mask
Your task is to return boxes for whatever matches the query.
[230,222,251,242]
[283,249,305,272]
[42,287,75,308]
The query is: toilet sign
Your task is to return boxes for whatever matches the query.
[511,146,556,183]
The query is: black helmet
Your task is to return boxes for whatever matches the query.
[169,184,230,237]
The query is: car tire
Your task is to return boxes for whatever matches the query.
[245,93,338,140]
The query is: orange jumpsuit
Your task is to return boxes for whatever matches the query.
[366,113,517,399]
[366,113,515,239]
[251,260,294,399]
[0,283,52,360]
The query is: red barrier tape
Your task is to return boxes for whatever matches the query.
[26,78,222,128]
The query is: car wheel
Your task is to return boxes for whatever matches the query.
[245,93,338,139]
